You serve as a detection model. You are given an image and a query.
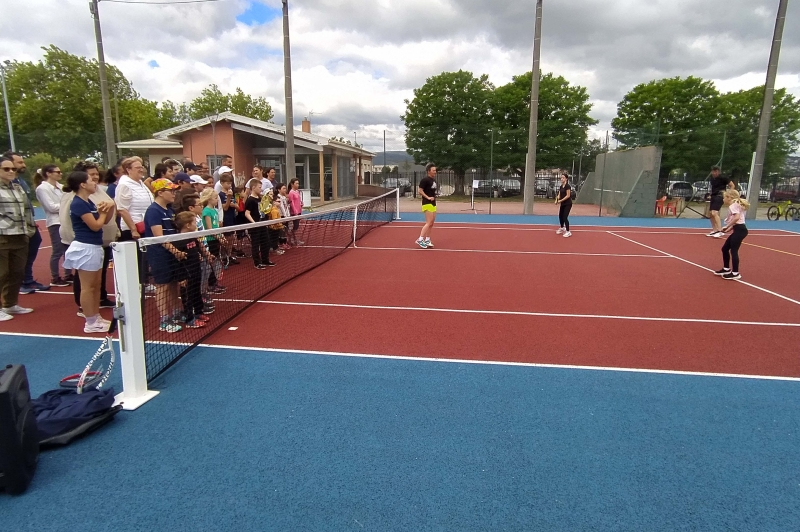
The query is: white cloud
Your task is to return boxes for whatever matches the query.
[1,0,799,152]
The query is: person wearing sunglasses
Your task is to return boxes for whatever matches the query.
[0,157,36,321]
[35,164,71,287]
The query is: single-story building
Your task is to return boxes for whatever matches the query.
[118,112,375,201]
[115,138,184,173]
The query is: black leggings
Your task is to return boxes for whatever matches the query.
[722,224,748,272]
[559,202,572,231]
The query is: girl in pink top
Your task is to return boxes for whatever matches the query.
[287,178,304,246]
[714,189,749,281]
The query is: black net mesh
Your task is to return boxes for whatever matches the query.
[136,191,397,381]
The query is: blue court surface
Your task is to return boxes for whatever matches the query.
[2,332,799,531]
[2,214,800,531]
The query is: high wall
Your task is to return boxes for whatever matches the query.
[575,146,662,217]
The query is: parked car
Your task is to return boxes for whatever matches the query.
[472,179,517,198]
[771,184,800,202]
[691,181,710,201]
[737,183,770,202]
[383,177,413,195]
[667,181,694,200]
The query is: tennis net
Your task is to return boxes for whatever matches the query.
[122,189,398,383]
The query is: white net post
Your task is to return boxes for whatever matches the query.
[111,241,159,410]
[352,205,359,248]
[395,187,401,220]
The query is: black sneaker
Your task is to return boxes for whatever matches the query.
[228,256,240,265]
[255,264,266,270]
[99,299,116,308]
[50,277,70,287]
[266,261,276,267]
[723,272,741,280]
[714,269,730,276]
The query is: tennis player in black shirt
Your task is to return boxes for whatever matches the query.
[707,165,734,238]
[555,172,573,238]
[416,163,438,249]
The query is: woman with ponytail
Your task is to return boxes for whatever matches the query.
[62,171,117,333]
[35,164,71,286]
[714,189,750,281]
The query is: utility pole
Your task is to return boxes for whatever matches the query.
[89,0,117,166]
[522,0,543,214]
[748,0,788,221]
[0,63,15,151]
[282,0,296,183]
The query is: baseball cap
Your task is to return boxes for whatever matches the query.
[190,175,208,184]
[174,172,191,184]
[152,178,180,193]
[217,165,232,175]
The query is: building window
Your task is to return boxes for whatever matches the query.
[207,155,224,172]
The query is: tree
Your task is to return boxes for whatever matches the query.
[611,76,721,180]
[401,70,494,195]
[188,84,273,122]
[0,46,179,162]
[491,72,597,179]
[717,87,800,185]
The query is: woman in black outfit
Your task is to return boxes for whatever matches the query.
[555,172,573,238]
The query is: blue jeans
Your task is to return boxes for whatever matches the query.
[23,226,42,285]
[47,225,66,279]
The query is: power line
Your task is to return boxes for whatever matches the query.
[102,0,225,5]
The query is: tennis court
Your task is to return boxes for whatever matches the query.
[2,212,800,531]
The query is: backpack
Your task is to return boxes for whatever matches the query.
[570,186,576,201]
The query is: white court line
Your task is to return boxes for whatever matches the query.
[227,299,800,328]
[198,343,800,383]
[4,333,798,383]
[386,225,800,236]
[354,246,667,259]
[607,231,800,307]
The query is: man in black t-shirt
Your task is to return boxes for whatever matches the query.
[416,163,438,248]
[707,165,734,238]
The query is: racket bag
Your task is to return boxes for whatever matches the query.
[31,388,122,448]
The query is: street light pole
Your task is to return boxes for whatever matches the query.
[282,0,296,183]
[0,63,16,151]
[89,0,117,166]
[522,0,543,215]
[747,0,789,220]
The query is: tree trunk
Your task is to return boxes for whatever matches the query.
[454,171,465,196]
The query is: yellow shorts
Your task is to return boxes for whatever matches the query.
[422,204,437,213]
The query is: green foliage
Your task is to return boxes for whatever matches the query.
[491,72,597,173]
[611,76,800,182]
[0,46,179,161]
[188,84,273,122]
[611,76,721,177]
[401,70,494,194]
[23,152,84,186]
[718,87,800,184]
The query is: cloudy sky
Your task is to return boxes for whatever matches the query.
[2,0,799,153]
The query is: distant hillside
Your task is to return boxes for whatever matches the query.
[372,151,416,166]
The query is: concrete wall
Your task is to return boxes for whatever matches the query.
[575,146,662,217]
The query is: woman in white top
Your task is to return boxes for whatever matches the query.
[114,156,153,241]
[35,164,70,286]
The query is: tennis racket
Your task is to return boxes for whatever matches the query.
[60,319,117,394]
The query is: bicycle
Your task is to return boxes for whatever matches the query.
[766,200,798,221]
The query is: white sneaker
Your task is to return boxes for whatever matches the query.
[425,239,434,248]
[706,231,717,237]
[415,239,428,249]
[556,228,565,235]
[563,231,572,238]
[2,305,33,315]
[713,232,723,238]
[0,310,13,321]
[84,320,110,334]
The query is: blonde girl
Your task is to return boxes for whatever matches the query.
[714,189,750,281]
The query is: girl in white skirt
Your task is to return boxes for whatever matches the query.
[63,171,117,333]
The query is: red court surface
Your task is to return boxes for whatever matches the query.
[6,221,800,378]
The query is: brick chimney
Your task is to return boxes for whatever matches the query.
[301,117,311,133]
